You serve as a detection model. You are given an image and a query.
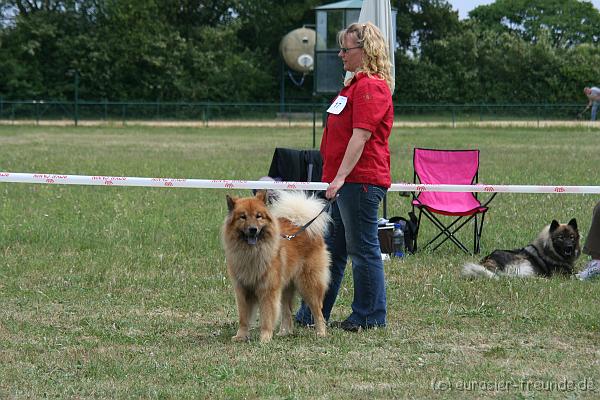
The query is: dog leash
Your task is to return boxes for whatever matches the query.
[281,196,336,241]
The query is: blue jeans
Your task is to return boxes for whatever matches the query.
[592,101,599,121]
[296,183,387,327]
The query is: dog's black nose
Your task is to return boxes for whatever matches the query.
[246,226,259,245]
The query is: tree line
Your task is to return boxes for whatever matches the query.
[0,0,599,104]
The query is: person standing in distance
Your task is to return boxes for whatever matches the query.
[583,86,600,121]
[296,22,394,332]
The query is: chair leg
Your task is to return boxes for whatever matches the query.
[473,214,478,254]
[428,219,466,252]
[421,212,471,254]
[414,209,423,252]
[414,208,486,255]
[475,213,486,254]
[422,216,460,251]
[430,216,472,254]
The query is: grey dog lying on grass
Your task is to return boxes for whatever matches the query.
[462,219,580,279]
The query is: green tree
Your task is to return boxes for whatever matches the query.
[469,0,600,47]
[396,24,600,104]
[557,43,600,102]
[2,0,598,104]
[0,0,315,100]
[233,0,321,100]
[394,0,461,52]
[0,2,95,99]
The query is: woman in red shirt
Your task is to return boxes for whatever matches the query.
[296,22,394,332]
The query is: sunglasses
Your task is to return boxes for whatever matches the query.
[340,45,363,53]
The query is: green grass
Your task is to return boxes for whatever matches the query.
[1,124,600,399]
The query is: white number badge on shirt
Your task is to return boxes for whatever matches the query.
[326,95,348,115]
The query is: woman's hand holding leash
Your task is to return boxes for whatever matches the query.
[326,177,344,199]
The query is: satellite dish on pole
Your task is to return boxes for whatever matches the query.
[278,26,318,115]
[279,27,316,74]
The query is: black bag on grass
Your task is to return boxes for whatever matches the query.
[388,212,418,254]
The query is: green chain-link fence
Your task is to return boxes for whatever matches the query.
[0,99,593,127]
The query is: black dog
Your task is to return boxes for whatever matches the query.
[462,219,580,278]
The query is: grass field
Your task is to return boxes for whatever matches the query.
[1,124,600,399]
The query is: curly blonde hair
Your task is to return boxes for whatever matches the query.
[339,22,392,91]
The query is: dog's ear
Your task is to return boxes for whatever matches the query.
[550,220,560,232]
[255,190,268,204]
[568,218,578,231]
[226,195,237,213]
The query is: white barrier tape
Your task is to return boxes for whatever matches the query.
[1,171,600,194]
[0,172,328,190]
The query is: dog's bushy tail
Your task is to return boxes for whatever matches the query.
[270,191,331,237]
[461,262,498,279]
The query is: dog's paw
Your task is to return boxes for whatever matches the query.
[231,334,249,342]
[259,332,273,343]
[277,328,293,337]
[316,330,327,338]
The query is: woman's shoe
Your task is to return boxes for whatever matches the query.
[576,259,600,280]
[329,319,384,332]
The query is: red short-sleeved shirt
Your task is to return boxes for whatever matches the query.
[320,72,394,188]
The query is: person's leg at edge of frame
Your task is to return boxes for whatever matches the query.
[337,183,387,329]
[591,101,598,122]
[295,199,348,325]
[578,200,600,280]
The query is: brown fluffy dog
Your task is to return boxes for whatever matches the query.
[222,190,331,343]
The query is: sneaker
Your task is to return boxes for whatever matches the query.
[576,260,600,280]
[329,319,384,332]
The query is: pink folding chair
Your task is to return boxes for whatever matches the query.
[412,148,496,254]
